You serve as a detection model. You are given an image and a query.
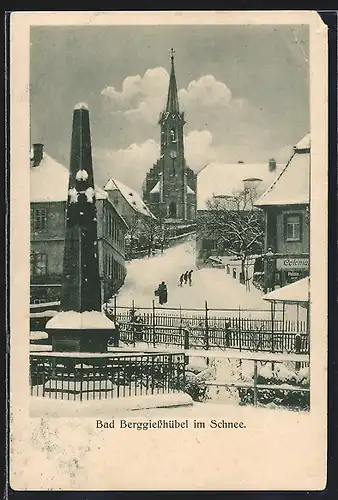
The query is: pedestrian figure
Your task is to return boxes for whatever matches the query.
[179,273,184,287]
[158,281,168,305]
[183,271,189,284]
[188,269,193,286]
[162,282,168,304]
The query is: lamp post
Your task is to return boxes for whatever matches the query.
[264,247,275,294]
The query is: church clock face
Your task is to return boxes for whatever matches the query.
[170,150,177,159]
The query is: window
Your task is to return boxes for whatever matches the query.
[109,213,112,238]
[31,252,48,276]
[31,207,48,231]
[285,214,302,242]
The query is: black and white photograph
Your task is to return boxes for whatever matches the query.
[10,11,328,491]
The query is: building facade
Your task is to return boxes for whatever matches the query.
[104,177,157,256]
[195,159,284,267]
[255,134,310,291]
[142,49,197,223]
[30,144,128,304]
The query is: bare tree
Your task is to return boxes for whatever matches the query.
[125,214,142,258]
[199,185,264,282]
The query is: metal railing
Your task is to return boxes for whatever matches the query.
[30,351,186,401]
[116,320,309,354]
[204,356,310,409]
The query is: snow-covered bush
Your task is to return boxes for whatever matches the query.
[237,362,310,410]
[175,371,208,402]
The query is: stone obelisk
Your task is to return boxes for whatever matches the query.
[46,103,116,352]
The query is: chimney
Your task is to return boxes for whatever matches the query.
[31,143,44,167]
[268,158,276,172]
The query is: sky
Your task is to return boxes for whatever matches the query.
[30,24,309,193]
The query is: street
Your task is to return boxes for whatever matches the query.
[117,237,270,314]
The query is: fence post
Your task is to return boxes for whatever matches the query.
[132,299,136,347]
[205,300,209,365]
[114,295,117,320]
[179,306,183,348]
[152,299,156,348]
[183,328,189,350]
[184,327,190,365]
[253,360,258,407]
[238,307,242,352]
[270,302,275,373]
[306,301,310,356]
[270,302,275,353]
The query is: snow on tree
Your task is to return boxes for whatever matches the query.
[198,184,264,285]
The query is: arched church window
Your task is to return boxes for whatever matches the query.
[170,128,176,142]
[151,192,160,203]
[168,201,177,218]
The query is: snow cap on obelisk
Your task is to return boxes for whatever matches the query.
[61,102,101,313]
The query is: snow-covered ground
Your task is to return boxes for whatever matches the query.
[117,238,265,310]
[114,238,306,321]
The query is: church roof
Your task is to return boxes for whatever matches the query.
[104,178,156,219]
[255,133,310,207]
[30,152,108,202]
[166,49,180,114]
[197,161,284,210]
[150,181,160,194]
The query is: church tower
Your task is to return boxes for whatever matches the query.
[143,49,197,222]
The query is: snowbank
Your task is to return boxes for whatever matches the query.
[46,311,115,330]
[116,239,272,314]
[30,393,193,418]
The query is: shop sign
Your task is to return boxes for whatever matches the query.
[276,257,309,270]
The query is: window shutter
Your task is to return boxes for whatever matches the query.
[283,213,288,241]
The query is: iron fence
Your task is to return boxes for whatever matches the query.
[113,312,309,354]
[30,352,185,401]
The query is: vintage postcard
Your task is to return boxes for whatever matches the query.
[10,11,328,491]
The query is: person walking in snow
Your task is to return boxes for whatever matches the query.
[188,269,193,286]
[162,281,168,304]
[158,281,168,305]
[179,273,184,287]
[183,271,189,284]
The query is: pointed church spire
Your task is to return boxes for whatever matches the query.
[166,48,180,114]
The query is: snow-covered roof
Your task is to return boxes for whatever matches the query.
[30,152,108,202]
[197,162,284,210]
[295,133,310,151]
[150,181,160,194]
[46,311,115,330]
[30,331,49,340]
[104,178,156,219]
[255,134,310,207]
[263,277,309,304]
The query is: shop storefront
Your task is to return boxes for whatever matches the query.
[275,256,309,287]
